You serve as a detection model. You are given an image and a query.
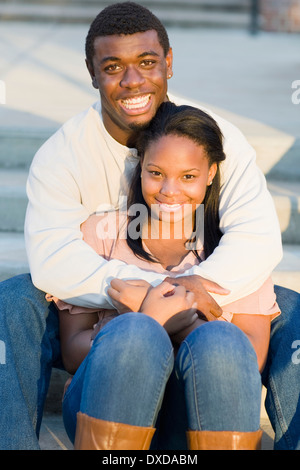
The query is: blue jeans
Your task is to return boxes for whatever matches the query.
[0,274,299,449]
[62,315,261,449]
[0,274,62,450]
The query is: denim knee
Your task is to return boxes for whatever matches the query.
[176,321,259,379]
[92,312,174,372]
[80,313,174,426]
[175,322,261,432]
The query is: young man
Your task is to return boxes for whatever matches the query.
[0,2,299,450]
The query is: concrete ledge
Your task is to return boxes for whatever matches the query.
[0,128,54,169]
[0,2,251,28]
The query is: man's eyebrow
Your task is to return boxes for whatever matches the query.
[138,51,160,58]
[100,56,121,65]
[100,51,160,65]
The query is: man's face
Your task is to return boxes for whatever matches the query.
[86,30,173,145]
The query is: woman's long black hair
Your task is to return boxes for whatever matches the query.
[126,101,226,262]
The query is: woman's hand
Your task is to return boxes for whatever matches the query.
[140,281,198,335]
[107,278,152,314]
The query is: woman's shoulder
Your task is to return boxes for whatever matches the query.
[81,211,127,254]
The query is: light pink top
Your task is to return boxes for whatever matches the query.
[47,212,280,322]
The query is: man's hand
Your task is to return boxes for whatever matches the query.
[107,278,152,314]
[165,275,230,321]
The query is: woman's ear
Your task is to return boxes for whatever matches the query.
[207,163,217,186]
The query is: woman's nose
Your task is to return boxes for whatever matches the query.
[160,179,180,197]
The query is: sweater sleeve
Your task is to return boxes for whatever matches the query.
[177,123,283,306]
[25,138,166,309]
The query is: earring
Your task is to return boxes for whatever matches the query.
[167,72,173,79]
[208,180,213,186]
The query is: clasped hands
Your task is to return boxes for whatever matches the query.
[107,275,230,342]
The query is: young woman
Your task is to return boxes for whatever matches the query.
[51,102,280,450]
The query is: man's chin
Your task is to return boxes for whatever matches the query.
[128,120,152,132]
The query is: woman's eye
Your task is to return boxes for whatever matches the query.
[149,171,161,177]
[183,174,195,180]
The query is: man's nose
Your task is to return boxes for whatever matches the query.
[120,66,145,89]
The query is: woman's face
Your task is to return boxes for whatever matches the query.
[140,134,217,225]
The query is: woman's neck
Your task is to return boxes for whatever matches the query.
[141,217,194,270]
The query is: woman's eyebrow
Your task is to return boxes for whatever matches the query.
[146,163,161,168]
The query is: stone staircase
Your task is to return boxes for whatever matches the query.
[0,0,257,29]
[0,16,299,423]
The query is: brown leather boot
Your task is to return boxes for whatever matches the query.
[187,429,263,450]
[74,412,155,450]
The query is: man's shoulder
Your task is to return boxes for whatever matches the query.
[31,101,103,164]
[53,101,102,145]
[61,101,101,133]
[168,92,255,171]
[168,92,245,142]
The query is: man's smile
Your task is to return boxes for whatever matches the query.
[119,93,152,114]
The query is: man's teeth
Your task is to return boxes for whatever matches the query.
[121,94,151,109]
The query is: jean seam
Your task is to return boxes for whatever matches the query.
[148,345,174,427]
[268,372,294,450]
[62,356,88,404]
[181,339,202,431]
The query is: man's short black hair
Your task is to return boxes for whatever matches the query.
[85,1,170,64]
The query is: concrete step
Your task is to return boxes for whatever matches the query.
[0,232,28,282]
[1,125,299,180]
[1,167,299,244]
[271,245,300,293]
[0,0,253,28]
[0,0,251,28]
[269,180,300,245]
[0,226,299,293]
[1,0,250,6]
[0,169,27,232]
[0,127,54,170]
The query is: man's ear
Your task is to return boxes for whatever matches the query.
[166,47,173,79]
[85,58,99,89]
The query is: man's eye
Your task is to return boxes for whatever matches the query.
[105,64,121,73]
[141,60,156,67]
